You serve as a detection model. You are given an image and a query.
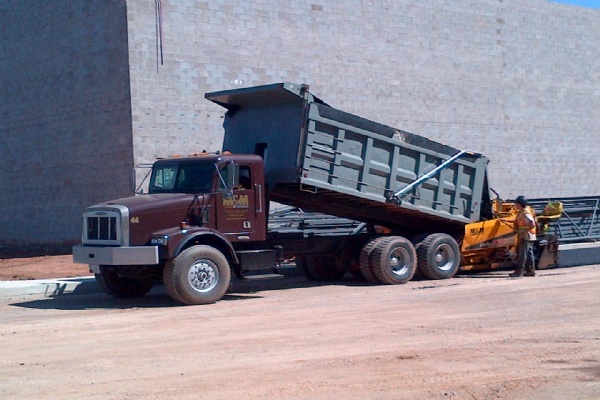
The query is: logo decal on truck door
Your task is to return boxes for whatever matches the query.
[222,194,250,221]
[222,195,249,209]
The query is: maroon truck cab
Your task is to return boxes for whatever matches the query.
[73,153,271,304]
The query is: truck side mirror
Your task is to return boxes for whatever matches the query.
[132,163,153,194]
[226,163,239,189]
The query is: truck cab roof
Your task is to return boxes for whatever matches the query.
[153,153,263,165]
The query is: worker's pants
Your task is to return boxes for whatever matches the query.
[516,239,535,272]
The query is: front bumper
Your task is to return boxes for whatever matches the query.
[73,245,159,266]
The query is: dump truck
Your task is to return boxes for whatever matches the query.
[73,82,559,304]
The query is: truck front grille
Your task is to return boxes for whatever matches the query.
[87,216,117,241]
[82,208,125,245]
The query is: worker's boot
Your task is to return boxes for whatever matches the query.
[509,268,523,278]
[524,266,536,277]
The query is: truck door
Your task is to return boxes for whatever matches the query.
[215,165,265,242]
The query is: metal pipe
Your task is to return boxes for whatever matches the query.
[392,150,469,199]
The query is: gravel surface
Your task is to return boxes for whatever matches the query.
[0,258,598,400]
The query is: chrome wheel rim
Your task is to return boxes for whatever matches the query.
[188,260,219,293]
[435,244,455,271]
[389,247,411,276]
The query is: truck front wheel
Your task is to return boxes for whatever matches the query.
[416,233,460,279]
[95,267,154,298]
[163,245,231,305]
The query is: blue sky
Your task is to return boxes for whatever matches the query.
[550,0,600,8]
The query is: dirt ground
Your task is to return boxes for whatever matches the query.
[0,257,599,400]
[0,255,91,280]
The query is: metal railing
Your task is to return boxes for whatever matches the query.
[529,196,600,243]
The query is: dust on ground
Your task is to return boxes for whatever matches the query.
[0,257,598,400]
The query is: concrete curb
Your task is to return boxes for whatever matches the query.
[558,242,600,267]
[0,276,98,298]
[0,243,597,299]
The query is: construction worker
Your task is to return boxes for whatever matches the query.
[510,195,537,277]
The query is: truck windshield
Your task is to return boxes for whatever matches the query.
[148,163,215,194]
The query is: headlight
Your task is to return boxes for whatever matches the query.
[150,236,168,246]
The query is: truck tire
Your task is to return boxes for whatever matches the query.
[359,237,384,283]
[163,245,231,305]
[298,254,345,281]
[371,236,416,284]
[295,256,317,280]
[411,234,429,251]
[162,260,185,304]
[95,267,154,298]
[334,240,361,276]
[410,234,429,280]
[416,233,460,280]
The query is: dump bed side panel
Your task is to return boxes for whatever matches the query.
[299,103,489,224]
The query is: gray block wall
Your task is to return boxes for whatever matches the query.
[1,0,599,253]
[0,1,133,254]
[126,0,600,200]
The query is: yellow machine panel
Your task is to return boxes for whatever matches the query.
[459,199,560,271]
[460,199,517,271]
[461,218,517,271]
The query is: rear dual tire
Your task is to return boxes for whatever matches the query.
[359,237,383,283]
[416,233,460,280]
[371,236,417,284]
[360,236,416,284]
[357,234,460,284]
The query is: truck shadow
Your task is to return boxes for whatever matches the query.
[9,288,181,310]
[9,264,586,311]
[8,271,374,311]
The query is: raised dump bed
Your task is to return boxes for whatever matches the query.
[206,82,492,235]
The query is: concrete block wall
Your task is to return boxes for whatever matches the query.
[1,0,599,252]
[127,0,600,199]
[0,1,133,253]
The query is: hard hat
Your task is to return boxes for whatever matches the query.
[515,195,528,207]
